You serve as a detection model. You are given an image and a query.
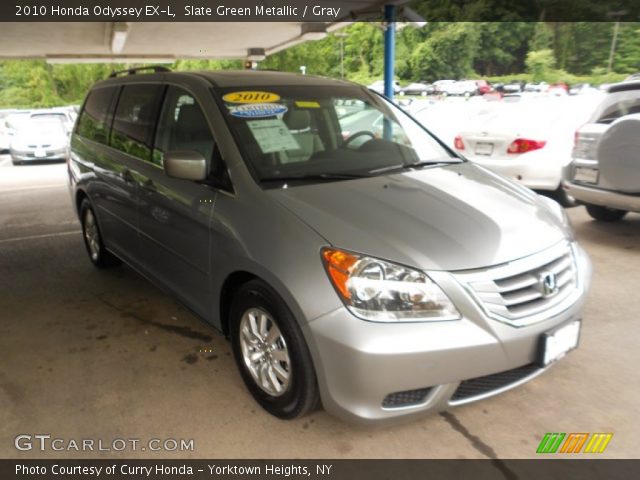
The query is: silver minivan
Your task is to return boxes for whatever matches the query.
[69,67,591,424]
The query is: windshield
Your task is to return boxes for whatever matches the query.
[17,119,66,139]
[215,85,457,186]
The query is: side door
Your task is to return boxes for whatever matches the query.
[136,86,231,318]
[73,85,141,258]
[98,83,165,263]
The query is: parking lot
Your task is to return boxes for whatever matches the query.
[1,156,638,459]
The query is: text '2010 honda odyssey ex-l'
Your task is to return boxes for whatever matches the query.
[68,68,591,424]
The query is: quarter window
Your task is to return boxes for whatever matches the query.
[76,87,118,144]
[110,84,165,160]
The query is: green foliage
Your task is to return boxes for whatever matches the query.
[1,19,640,109]
[408,23,480,82]
[526,49,556,81]
[529,23,553,51]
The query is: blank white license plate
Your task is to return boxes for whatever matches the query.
[574,167,598,184]
[539,320,581,366]
[475,142,494,156]
[34,148,46,158]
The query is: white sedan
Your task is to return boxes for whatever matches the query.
[452,94,603,205]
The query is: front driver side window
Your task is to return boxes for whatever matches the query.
[153,87,231,191]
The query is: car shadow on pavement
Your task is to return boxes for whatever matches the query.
[572,208,640,252]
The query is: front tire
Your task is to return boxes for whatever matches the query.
[585,203,628,222]
[230,279,319,419]
[80,199,121,268]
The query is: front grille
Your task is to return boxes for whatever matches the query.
[456,242,579,326]
[450,363,540,403]
[382,387,432,408]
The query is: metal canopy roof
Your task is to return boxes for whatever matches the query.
[0,1,406,62]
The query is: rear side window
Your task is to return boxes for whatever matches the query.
[76,87,117,144]
[594,90,640,124]
[110,84,165,161]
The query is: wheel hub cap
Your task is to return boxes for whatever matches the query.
[239,308,291,397]
[84,210,100,261]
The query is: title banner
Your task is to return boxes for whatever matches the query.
[2,459,639,480]
[1,0,640,22]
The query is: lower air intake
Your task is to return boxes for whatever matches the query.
[451,363,540,403]
[382,387,432,408]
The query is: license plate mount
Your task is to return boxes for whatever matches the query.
[537,320,581,367]
[574,167,598,184]
[474,142,494,156]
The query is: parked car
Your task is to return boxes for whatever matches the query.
[475,79,492,95]
[0,109,19,152]
[435,80,478,96]
[3,110,31,144]
[30,108,75,134]
[503,81,524,93]
[564,81,640,221]
[453,96,601,206]
[367,79,401,95]
[447,80,479,96]
[69,67,591,424]
[9,118,70,165]
[569,83,591,95]
[399,82,434,96]
[525,82,548,93]
[433,79,456,94]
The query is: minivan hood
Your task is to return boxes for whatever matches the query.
[268,162,568,271]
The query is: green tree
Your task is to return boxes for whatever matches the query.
[526,49,556,81]
[409,23,480,81]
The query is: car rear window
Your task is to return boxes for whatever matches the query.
[593,89,640,124]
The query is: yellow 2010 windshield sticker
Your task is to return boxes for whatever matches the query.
[223,91,281,104]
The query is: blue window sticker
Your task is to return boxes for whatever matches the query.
[229,103,288,118]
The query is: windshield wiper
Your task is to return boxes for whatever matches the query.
[259,172,369,183]
[368,159,458,175]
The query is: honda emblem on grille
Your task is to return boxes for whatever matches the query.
[539,271,559,298]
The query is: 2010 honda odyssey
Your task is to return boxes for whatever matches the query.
[68,67,591,424]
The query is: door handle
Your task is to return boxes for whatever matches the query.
[140,178,157,193]
[121,169,135,183]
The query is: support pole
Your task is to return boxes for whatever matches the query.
[383,4,396,99]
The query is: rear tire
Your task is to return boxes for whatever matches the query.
[80,199,121,268]
[585,203,628,222]
[230,279,319,419]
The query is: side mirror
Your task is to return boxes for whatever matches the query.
[163,150,207,181]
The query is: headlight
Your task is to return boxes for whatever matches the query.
[10,140,28,150]
[322,248,460,322]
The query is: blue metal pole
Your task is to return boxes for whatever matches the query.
[383,4,396,99]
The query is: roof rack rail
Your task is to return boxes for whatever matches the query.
[109,66,171,78]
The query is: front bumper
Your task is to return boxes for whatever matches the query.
[10,148,67,162]
[565,181,640,213]
[303,244,591,424]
